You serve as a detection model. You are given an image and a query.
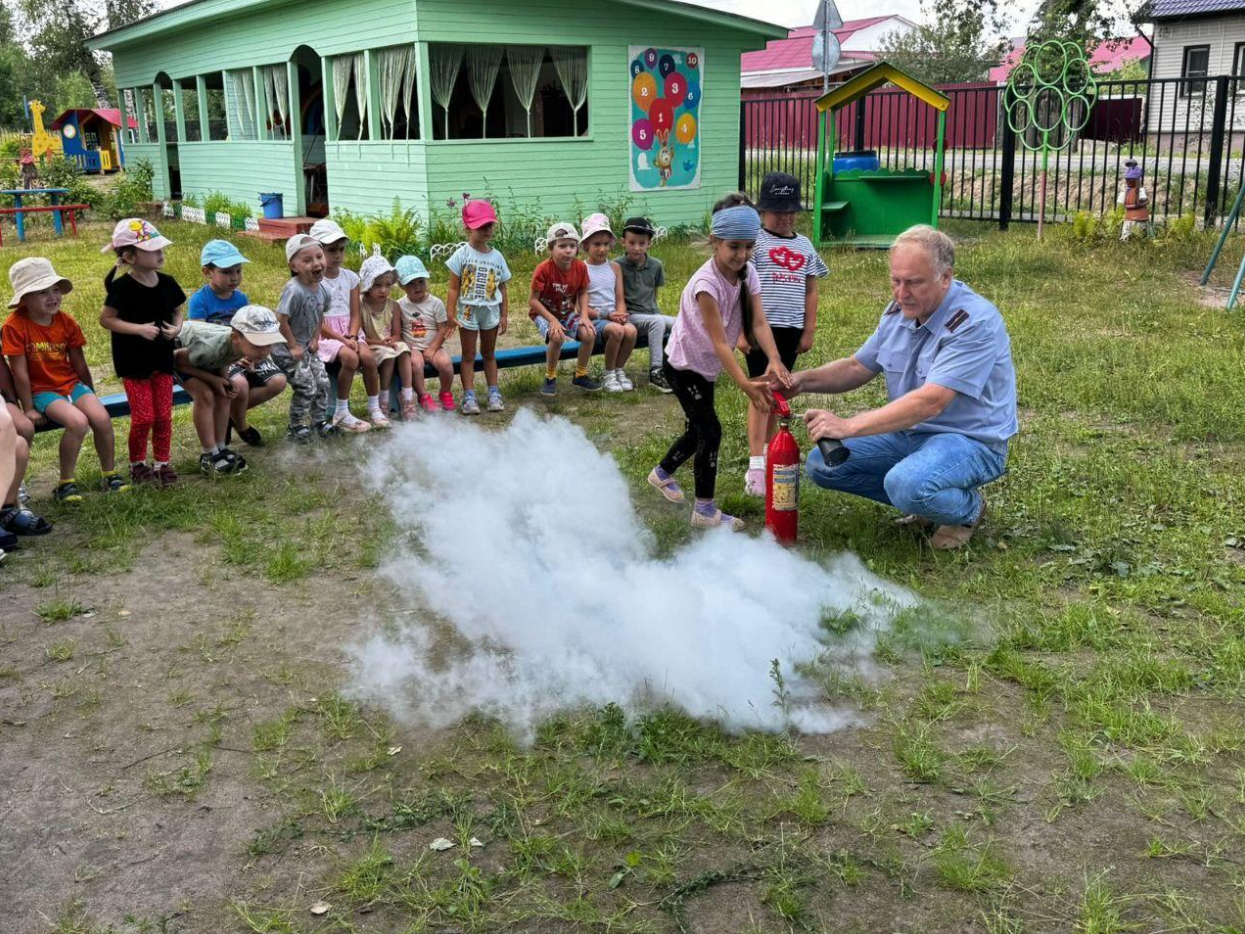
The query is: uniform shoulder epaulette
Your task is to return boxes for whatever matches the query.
[883,301,900,315]
[946,308,970,332]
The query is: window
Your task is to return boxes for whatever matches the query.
[1181,44,1210,98]
[260,64,290,140]
[203,73,228,141]
[374,44,418,140]
[122,89,140,144]
[330,53,369,140]
[1234,42,1245,91]
[178,80,201,141]
[429,43,588,140]
[226,69,258,140]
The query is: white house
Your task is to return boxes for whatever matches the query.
[1150,0,1245,134]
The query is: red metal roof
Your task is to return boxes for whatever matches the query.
[988,37,1151,83]
[742,18,900,74]
[49,108,138,131]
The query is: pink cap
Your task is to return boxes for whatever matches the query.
[101,218,172,254]
[462,199,498,230]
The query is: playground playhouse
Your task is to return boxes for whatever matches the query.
[50,109,135,174]
[87,0,782,224]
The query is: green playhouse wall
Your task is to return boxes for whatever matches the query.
[100,0,767,227]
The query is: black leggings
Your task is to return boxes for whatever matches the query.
[659,361,721,500]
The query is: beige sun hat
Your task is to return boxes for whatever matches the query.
[229,305,286,346]
[579,212,615,244]
[7,257,73,309]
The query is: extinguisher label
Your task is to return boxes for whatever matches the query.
[771,465,799,511]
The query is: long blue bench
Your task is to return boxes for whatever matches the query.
[34,333,655,433]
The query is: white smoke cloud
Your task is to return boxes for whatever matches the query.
[348,411,917,738]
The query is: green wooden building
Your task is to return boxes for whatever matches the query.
[88,0,781,227]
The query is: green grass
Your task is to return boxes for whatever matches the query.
[4,218,1245,932]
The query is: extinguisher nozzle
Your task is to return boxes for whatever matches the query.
[817,438,850,466]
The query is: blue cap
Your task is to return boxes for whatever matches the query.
[395,255,429,285]
[200,239,249,269]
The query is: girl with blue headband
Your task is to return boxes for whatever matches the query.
[647,194,791,531]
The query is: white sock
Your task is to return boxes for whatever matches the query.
[401,387,414,402]
[368,394,381,413]
[749,455,766,471]
[154,461,168,469]
[335,398,349,416]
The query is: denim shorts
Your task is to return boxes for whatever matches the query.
[32,382,94,414]
[457,304,501,332]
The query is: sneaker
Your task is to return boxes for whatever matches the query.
[603,371,623,393]
[541,378,557,397]
[691,508,745,532]
[930,498,986,551]
[200,450,237,475]
[153,464,180,487]
[649,368,673,394]
[461,396,481,416]
[616,369,634,391]
[332,411,371,434]
[744,467,766,497]
[402,400,419,421]
[219,447,248,474]
[129,462,155,485]
[287,425,315,445]
[316,421,339,439]
[647,468,685,503]
[420,394,439,413]
[0,505,52,535]
[438,391,456,412]
[572,374,602,392]
[487,392,504,412]
[235,423,264,447]
[101,473,131,494]
[54,481,83,503]
[368,410,391,429]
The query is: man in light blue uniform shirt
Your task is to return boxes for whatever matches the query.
[780,225,1017,550]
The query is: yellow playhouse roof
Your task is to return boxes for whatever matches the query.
[815,62,950,113]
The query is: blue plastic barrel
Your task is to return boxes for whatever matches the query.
[259,192,284,219]
[833,150,881,173]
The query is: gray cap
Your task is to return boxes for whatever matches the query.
[229,304,285,345]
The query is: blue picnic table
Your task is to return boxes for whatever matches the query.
[1,188,72,242]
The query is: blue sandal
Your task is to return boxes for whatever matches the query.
[2,506,53,536]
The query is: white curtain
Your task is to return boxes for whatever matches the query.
[227,70,256,140]
[466,45,503,139]
[430,44,463,139]
[550,46,588,136]
[352,53,367,139]
[377,45,414,140]
[507,45,544,138]
[332,56,353,139]
[401,47,417,138]
[262,64,288,140]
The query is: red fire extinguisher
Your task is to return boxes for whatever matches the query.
[766,392,850,546]
[766,393,802,545]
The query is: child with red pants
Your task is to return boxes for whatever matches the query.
[99,219,187,485]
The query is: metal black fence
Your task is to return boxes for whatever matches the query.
[740,74,1245,229]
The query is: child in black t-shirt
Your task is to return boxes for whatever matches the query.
[99,219,187,486]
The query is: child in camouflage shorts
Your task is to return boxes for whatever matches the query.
[272,235,333,442]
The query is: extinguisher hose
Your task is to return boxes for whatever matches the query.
[817,437,850,466]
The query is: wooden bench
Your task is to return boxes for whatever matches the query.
[35,332,656,433]
[0,203,89,246]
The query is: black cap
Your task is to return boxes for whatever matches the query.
[622,216,657,236]
[757,172,802,212]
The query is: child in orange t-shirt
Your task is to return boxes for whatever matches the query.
[3,258,129,502]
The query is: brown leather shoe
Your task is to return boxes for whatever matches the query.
[930,497,986,551]
[893,513,935,531]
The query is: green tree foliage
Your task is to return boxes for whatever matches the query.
[875,0,1011,85]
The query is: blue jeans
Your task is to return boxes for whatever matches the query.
[806,431,1006,527]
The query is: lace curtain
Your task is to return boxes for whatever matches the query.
[402,47,417,138]
[466,44,503,138]
[506,45,544,137]
[377,46,413,139]
[430,44,461,140]
[332,55,352,137]
[352,53,367,139]
[262,64,288,140]
[550,46,588,136]
[227,69,256,140]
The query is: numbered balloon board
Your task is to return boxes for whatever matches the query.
[629,46,703,192]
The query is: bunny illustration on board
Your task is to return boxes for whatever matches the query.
[629,45,702,191]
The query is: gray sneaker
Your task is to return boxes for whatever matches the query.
[462,396,481,416]
[487,392,504,412]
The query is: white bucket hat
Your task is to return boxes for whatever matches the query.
[359,246,396,292]
[579,212,615,245]
[7,257,73,308]
[309,218,349,245]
